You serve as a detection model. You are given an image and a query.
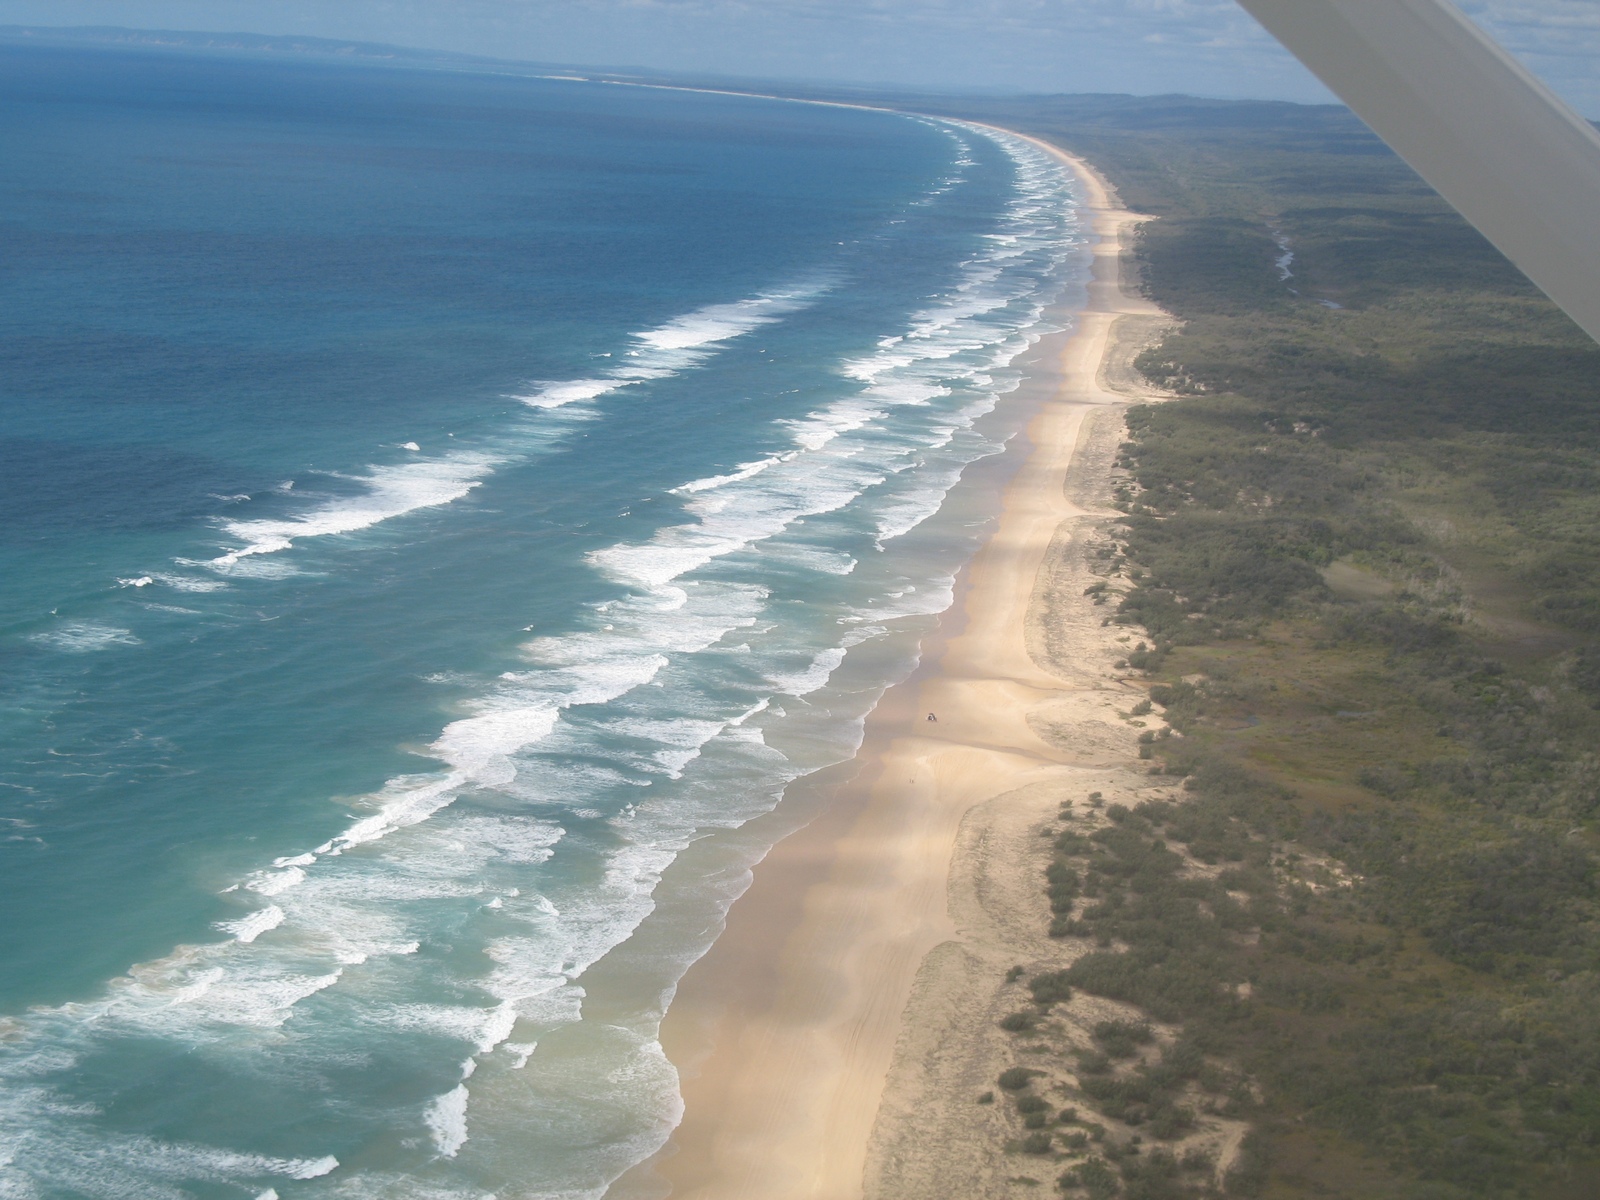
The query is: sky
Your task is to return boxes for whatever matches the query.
[0,1,1596,114]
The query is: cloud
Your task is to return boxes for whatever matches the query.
[490,0,1600,107]
[3,0,1594,111]
[559,0,1271,42]
[1462,0,1600,61]
[443,0,1319,96]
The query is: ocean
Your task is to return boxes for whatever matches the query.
[0,42,1085,1199]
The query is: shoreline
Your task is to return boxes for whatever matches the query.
[624,140,1169,1200]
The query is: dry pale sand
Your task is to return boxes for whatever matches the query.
[621,138,1181,1200]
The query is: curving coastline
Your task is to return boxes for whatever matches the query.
[621,140,1176,1199]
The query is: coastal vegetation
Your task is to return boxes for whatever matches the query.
[926,95,1600,1198]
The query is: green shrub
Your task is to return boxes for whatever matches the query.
[1093,1021,1155,1059]
[1047,862,1081,913]
[1178,1148,1212,1173]
[1119,1149,1191,1200]
[1147,1105,1194,1141]
[1060,1157,1120,1199]
[1029,971,1074,1007]
[1222,1132,1269,1196]
[937,90,1600,1198]
[1079,1050,1116,1078]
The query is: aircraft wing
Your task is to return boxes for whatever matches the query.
[1235,0,1600,344]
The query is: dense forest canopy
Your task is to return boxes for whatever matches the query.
[901,93,1600,1199]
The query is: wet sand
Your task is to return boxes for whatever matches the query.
[636,139,1167,1200]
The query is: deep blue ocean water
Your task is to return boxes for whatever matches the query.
[0,42,1084,1199]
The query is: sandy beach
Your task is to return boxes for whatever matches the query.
[626,137,1177,1200]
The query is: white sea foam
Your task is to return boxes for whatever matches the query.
[638,288,821,352]
[132,961,345,1032]
[377,1004,516,1057]
[211,452,501,566]
[186,555,306,580]
[477,1001,519,1054]
[425,1085,470,1158]
[246,867,305,897]
[770,647,847,697]
[870,574,960,621]
[219,905,285,944]
[589,209,1070,597]
[0,1100,339,1200]
[154,573,230,592]
[672,452,794,494]
[759,541,858,575]
[179,284,823,581]
[298,654,658,863]
[874,492,957,546]
[0,117,1086,1200]
[729,697,770,726]
[314,1174,493,1200]
[513,285,825,413]
[27,622,140,653]
[513,378,624,409]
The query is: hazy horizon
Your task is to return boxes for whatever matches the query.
[0,1,1596,116]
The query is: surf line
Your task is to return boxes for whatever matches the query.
[641,131,1159,1200]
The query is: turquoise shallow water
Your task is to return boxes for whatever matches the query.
[0,42,1084,1199]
